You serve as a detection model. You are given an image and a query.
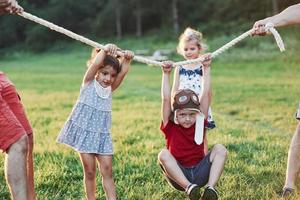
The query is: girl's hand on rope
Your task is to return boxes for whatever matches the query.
[201,53,212,68]
[104,44,118,57]
[161,61,173,75]
[123,50,134,61]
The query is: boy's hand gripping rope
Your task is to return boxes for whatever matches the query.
[18,12,285,67]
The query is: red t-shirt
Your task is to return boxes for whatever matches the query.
[0,72,13,91]
[160,120,207,167]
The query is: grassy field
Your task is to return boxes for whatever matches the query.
[0,33,300,200]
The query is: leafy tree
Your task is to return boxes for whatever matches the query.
[1,0,299,51]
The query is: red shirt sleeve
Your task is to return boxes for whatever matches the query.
[160,120,173,138]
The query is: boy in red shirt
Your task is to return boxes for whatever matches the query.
[158,55,227,200]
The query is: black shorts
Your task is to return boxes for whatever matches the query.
[160,152,212,191]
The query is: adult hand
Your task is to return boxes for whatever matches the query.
[0,0,23,14]
[251,18,270,36]
[0,0,10,8]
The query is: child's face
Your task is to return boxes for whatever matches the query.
[182,39,201,60]
[96,65,118,88]
[176,109,198,128]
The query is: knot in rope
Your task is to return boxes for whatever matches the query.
[265,22,285,52]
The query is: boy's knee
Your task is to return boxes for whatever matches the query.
[158,149,171,163]
[213,144,228,157]
[8,134,28,155]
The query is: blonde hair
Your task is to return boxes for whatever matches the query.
[177,27,207,56]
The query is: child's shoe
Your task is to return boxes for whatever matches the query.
[205,120,216,130]
[185,184,201,200]
[202,186,218,200]
[206,107,216,130]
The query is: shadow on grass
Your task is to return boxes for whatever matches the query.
[224,140,287,199]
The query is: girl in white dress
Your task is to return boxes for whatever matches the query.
[172,27,216,130]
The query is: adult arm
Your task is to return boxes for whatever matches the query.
[268,4,300,27]
[252,4,300,35]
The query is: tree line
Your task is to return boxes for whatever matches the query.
[0,0,299,51]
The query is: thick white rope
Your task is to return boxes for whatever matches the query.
[18,11,284,67]
[266,22,285,52]
[19,12,162,66]
[173,30,253,66]
[174,24,285,66]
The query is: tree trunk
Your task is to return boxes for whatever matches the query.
[135,0,142,37]
[172,0,179,34]
[271,0,279,15]
[115,0,122,39]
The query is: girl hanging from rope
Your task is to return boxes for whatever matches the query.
[172,27,216,132]
[57,44,134,200]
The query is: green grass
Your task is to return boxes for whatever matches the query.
[0,35,300,200]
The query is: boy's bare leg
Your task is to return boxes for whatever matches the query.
[207,144,228,187]
[158,148,190,189]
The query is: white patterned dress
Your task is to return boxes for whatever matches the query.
[178,65,203,96]
[178,65,215,125]
[57,80,113,155]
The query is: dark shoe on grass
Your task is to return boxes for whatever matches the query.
[205,121,216,130]
[186,184,201,200]
[202,186,218,200]
[280,187,294,199]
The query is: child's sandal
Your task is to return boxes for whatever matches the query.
[202,186,218,200]
[185,184,201,200]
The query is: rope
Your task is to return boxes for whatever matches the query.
[18,12,162,66]
[173,30,253,66]
[174,24,285,66]
[18,11,285,68]
[265,22,285,52]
